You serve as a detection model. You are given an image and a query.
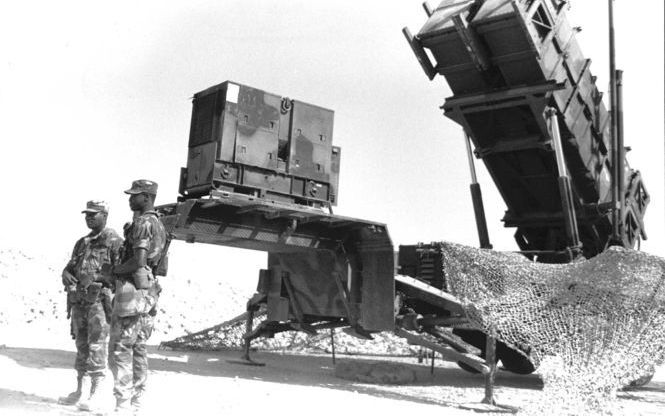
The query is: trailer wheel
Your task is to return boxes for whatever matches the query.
[452,328,536,375]
[452,328,496,374]
[625,368,655,388]
[497,343,536,375]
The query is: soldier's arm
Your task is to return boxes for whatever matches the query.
[62,240,82,286]
[110,247,146,275]
[103,220,150,276]
[110,235,124,266]
[62,268,77,286]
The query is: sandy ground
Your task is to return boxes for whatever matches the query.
[1,340,665,416]
[2,247,665,415]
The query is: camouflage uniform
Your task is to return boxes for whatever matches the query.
[65,227,123,376]
[109,208,167,409]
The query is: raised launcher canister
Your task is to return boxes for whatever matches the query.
[158,81,395,354]
[404,0,649,261]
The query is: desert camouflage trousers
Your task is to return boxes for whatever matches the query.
[109,314,154,403]
[71,301,109,374]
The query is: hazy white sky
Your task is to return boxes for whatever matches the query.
[1,1,663,280]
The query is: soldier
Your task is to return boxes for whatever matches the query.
[103,179,167,415]
[59,201,123,412]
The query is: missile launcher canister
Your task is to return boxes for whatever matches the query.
[405,0,649,260]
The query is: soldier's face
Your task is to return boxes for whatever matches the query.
[84,212,106,230]
[129,193,146,211]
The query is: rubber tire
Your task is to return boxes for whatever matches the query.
[626,370,655,388]
[497,343,536,375]
[452,328,495,374]
[452,328,536,375]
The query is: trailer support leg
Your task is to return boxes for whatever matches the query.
[228,299,266,367]
[482,329,497,405]
[330,328,336,365]
[430,351,436,374]
[241,307,255,361]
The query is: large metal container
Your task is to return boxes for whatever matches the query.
[181,81,341,208]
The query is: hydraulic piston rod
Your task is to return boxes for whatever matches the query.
[545,108,581,257]
[616,69,625,244]
[608,0,622,245]
[464,132,492,249]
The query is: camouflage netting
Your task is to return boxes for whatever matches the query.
[440,242,665,415]
[161,242,665,414]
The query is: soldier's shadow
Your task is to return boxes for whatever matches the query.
[0,347,74,370]
[0,388,80,415]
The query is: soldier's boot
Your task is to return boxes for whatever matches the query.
[130,392,144,414]
[114,399,133,416]
[57,372,86,405]
[78,372,105,413]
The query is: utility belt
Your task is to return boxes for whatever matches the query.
[71,282,111,305]
[67,283,113,326]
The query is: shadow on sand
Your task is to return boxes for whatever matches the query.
[0,388,80,415]
[1,345,543,410]
[3,345,664,412]
[0,347,74,370]
[618,381,665,406]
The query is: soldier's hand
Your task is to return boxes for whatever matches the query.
[101,263,114,277]
[62,270,77,286]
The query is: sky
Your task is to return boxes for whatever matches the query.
[0,0,663,286]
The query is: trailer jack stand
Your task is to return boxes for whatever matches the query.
[482,332,497,406]
[460,329,518,414]
[227,303,266,367]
